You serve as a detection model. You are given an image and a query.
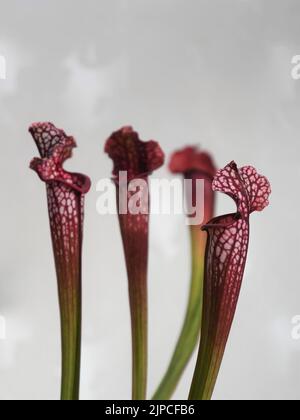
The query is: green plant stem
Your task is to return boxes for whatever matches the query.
[59,281,82,401]
[129,276,148,400]
[188,331,216,400]
[152,227,205,400]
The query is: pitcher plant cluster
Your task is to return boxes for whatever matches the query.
[29,122,271,400]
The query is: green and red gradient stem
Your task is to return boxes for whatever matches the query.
[29,123,91,400]
[117,191,149,400]
[105,127,165,400]
[189,162,271,400]
[153,147,216,400]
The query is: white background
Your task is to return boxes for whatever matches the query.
[0,0,299,400]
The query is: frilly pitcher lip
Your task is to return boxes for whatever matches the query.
[29,122,77,157]
[169,146,216,179]
[105,126,165,182]
[29,122,91,194]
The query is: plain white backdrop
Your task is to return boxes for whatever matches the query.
[0,0,299,400]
